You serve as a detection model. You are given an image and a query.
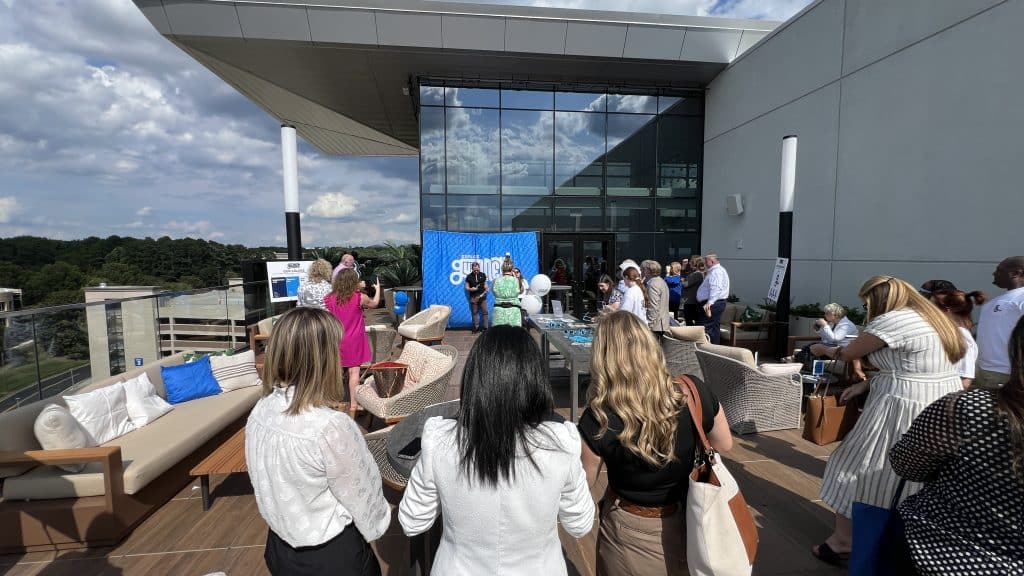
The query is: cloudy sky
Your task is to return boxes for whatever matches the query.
[0,0,810,247]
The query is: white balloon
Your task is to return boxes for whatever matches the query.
[521,294,543,315]
[530,274,552,297]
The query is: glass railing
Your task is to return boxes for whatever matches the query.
[0,281,283,412]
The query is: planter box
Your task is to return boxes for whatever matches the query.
[790,315,818,337]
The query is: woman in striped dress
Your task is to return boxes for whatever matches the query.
[809,276,965,566]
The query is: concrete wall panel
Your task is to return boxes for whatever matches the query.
[308,8,377,45]
[163,0,242,38]
[136,0,171,35]
[623,25,685,60]
[679,28,741,63]
[237,4,311,42]
[505,18,567,55]
[705,0,843,140]
[375,12,442,48]
[565,22,626,58]
[442,14,505,51]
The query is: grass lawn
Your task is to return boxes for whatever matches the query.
[0,354,90,398]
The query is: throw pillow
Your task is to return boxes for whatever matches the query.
[122,372,174,427]
[210,349,260,392]
[760,363,803,376]
[740,306,764,323]
[33,404,95,473]
[65,384,136,445]
[161,355,222,404]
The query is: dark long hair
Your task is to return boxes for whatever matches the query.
[930,288,987,329]
[1000,317,1024,479]
[456,325,554,486]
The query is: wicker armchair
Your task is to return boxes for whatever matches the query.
[661,326,708,379]
[363,426,407,490]
[695,349,802,435]
[397,305,451,345]
[356,343,458,425]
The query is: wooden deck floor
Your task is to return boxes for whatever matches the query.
[0,330,844,575]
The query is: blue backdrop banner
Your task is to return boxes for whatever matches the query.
[422,230,539,328]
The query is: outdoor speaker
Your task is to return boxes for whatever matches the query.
[726,194,744,216]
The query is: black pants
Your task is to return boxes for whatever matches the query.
[700,300,727,344]
[682,303,701,326]
[265,528,381,576]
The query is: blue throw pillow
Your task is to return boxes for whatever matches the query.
[161,356,222,404]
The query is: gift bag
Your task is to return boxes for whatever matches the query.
[802,378,860,445]
[849,480,906,576]
[368,361,409,397]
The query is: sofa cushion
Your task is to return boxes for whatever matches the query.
[699,343,756,368]
[210,350,260,392]
[2,386,261,500]
[65,384,136,445]
[161,356,221,404]
[760,363,803,377]
[33,404,94,473]
[123,372,173,427]
[667,325,709,343]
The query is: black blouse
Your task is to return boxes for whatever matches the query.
[578,376,719,507]
[889,390,1024,575]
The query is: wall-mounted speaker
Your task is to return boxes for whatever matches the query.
[726,194,744,216]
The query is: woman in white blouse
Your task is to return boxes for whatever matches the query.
[618,267,648,324]
[245,307,390,575]
[398,326,595,575]
[929,288,987,388]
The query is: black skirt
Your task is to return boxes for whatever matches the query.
[264,527,381,576]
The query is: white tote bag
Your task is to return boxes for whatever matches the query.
[677,376,758,576]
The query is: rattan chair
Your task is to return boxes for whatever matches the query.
[695,349,802,435]
[661,335,703,379]
[363,426,407,490]
[356,343,458,425]
[397,305,451,345]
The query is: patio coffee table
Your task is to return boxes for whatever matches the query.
[190,427,247,511]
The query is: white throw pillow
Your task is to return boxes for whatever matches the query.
[210,350,261,392]
[33,404,94,473]
[65,384,136,445]
[759,363,803,376]
[122,372,174,427]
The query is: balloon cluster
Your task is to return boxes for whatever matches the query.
[520,274,552,315]
[393,291,408,316]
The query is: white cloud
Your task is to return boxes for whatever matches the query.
[0,197,20,223]
[160,219,225,240]
[307,192,361,219]
[136,206,152,216]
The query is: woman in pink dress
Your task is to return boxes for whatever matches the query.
[324,268,380,415]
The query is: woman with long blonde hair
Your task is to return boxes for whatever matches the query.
[246,307,390,575]
[325,268,380,415]
[579,311,732,575]
[809,276,965,566]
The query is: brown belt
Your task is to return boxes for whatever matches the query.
[605,488,679,519]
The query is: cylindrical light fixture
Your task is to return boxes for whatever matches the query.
[775,135,797,359]
[281,125,302,260]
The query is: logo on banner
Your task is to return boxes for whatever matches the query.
[450,255,506,285]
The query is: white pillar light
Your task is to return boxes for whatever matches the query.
[281,126,299,213]
[779,135,798,213]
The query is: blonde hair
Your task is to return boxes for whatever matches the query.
[307,259,333,284]
[501,254,514,274]
[589,311,682,467]
[859,276,965,363]
[669,261,682,276]
[261,307,345,416]
[329,268,360,306]
[690,255,706,272]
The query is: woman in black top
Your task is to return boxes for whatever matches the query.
[887,316,1024,574]
[681,256,706,326]
[579,311,733,576]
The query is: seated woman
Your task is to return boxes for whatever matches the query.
[398,326,594,575]
[886,316,1024,574]
[580,311,733,575]
[596,273,622,313]
[246,307,391,575]
[794,303,862,377]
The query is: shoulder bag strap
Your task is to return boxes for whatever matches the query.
[674,375,715,461]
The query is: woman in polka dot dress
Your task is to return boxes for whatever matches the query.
[887,316,1024,574]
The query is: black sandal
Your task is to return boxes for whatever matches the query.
[812,542,849,566]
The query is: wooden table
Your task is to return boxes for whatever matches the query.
[189,427,247,511]
[527,314,592,422]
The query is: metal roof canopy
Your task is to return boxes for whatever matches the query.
[135,0,778,156]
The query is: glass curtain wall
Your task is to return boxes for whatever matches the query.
[419,83,704,260]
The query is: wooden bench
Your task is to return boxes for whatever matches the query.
[189,428,247,511]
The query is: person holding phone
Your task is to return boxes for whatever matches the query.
[465,261,489,333]
[325,268,380,417]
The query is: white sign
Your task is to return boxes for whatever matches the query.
[267,260,313,303]
[766,257,789,304]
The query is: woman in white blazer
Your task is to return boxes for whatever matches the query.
[398,326,595,575]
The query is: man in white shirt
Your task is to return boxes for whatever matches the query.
[332,253,359,280]
[975,256,1024,389]
[696,253,730,344]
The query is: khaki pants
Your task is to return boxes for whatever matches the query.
[972,367,1009,390]
[596,500,688,576]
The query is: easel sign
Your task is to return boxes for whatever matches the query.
[766,257,789,304]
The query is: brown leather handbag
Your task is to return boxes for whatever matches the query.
[803,378,861,445]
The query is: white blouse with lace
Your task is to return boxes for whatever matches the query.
[245,387,391,548]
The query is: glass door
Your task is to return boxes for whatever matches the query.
[542,234,614,318]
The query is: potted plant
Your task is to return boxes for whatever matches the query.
[790,302,825,337]
[845,305,867,327]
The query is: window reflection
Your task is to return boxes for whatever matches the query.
[420,85,444,106]
[606,198,653,232]
[555,91,606,112]
[421,195,445,230]
[502,90,554,110]
[656,199,700,232]
[420,107,444,195]
[504,196,551,230]
[607,94,657,114]
[446,195,500,231]
[657,116,702,198]
[607,114,656,196]
[554,198,602,232]
[502,110,553,195]
[446,108,499,194]
[555,111,604,195]
[445,87,499,108]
